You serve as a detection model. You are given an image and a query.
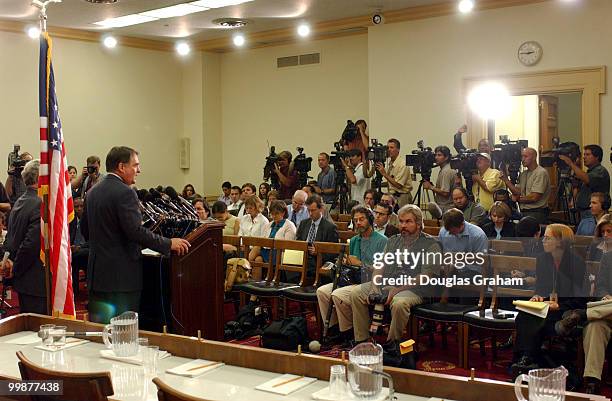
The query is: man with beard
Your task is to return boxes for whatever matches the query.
[317,206,387,345]
[350,205,441,344]
[451,187,487,226]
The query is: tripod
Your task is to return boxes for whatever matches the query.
[554,170,577,225]
[413,177,432,210]
[332,171,349,214]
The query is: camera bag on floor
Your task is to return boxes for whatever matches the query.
[261,317,309,351]
[224,258,251,292]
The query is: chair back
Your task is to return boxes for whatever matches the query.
[153,377,204,401]
[338,214,352,223]
[488,254,537,313]
[335,221,349,231]
[313,242,348,287]
[273,239,309,285]
[338,230,356,243]
[423,226,440,236]
[16,351,113,401]
[489,239,524,255]
[575,235,594,247]
[424,219,440,227]
[242,236,275,281]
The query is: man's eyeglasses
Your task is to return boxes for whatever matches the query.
[373,211,389,216]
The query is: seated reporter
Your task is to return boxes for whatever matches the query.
[511,224,587,377]
[192,198,212,222]
[586,214,612,262]
[576,192,609,236]
[439,208,488,277]
[248,200,296,278]
[212,201,240,236]
[317,207,387,345]
[450,186,487,226]
[288,190,309,227]
[350,205,441,344]
[480,201,516,239]
[373,203,400,237]
[238,195,268,238]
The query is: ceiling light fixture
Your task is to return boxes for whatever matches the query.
[297,24,310,37]
[189,0,253,9]
[103,35,117,48]
[176,42,191,56]
[458,0,474,13]
[140,3,208,19]
[233,34,245,47]
[468,82,512,120]
[27,26,41,39]
[94,14,159,28]
[213,18,249,28]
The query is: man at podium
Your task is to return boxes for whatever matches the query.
[81,146,190,324]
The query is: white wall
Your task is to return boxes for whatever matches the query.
[220,35,369,187]
[0,31,186,190]
[368,0,611,185]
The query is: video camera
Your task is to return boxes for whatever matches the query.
[540,138,581,172]
[7,145,27,175]
[492,135,527,183]
[406,140,435,181]
[293,147,312,188]
[367,139,388,190]
[263,145,280,190]
[450,149,479,195]
[341,120,358,145]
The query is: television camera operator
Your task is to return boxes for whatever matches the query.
[5,146,33,206]
[423,146,456,213]
[264,149,305,201]
[375,139,413,207]
[314,152,336,208]
[342,149,371,205]
[471,153,505,211]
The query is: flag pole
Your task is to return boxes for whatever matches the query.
[33,0,62,316]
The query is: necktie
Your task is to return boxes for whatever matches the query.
[291,210,297,225]
[307,221,317,244]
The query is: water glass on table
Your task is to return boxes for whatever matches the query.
[329,364,347,398]
[142,345,159,375]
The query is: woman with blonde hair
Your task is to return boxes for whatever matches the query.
[238,195,268,238]
[511,223,586,377]
[480,201,516,239]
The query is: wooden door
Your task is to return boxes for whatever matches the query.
[539,95,559,210]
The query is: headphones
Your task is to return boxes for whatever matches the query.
[352,206,375,227]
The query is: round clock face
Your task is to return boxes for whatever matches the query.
[518,41,543,66]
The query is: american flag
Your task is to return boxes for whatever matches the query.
[39,32,75,318]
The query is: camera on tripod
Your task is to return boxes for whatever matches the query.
[406,140,435,181]
[492,135,527,183]
[293,147,313,188]
[367,139,388,164]
[540,139,581,172]
[263,145,280,190]
[7,145,27,176]
[341,120,358,145]
[450,150,479,194]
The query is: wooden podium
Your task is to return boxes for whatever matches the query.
[140,221,224,340]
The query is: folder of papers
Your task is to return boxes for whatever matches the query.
[512,300,549,318]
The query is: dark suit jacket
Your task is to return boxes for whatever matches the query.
[535,249,587,312]
[480,221,516,239]
[81,174,171,293]
[383,224,400,238]
[296,217,339,264]
[4,187,45,297]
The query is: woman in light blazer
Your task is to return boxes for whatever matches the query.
[249,200,296,264]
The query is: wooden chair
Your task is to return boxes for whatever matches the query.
[16,351,113,401]
[461,255,536,369]
[338,214,352,223]
[423,226,440,236]
[222,234,242,255]
[153,377,204,401]
[489,239,524,255]
[273,239,310,286]
[335,221,349,231]
[575,235,595,247]
[338,230,356,243]
[241,236,275,281]
[424,219,440,227]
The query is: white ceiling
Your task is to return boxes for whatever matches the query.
[0,0,449,42]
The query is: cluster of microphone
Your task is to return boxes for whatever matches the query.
[136,186,200,238]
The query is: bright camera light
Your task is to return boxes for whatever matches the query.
[458,0,474,13]
[468,82,512,120]
[27,26,41,39]
[176,42,191,56]
[233,34,245,47]
[297,24,310,37]
[103,36,118,48]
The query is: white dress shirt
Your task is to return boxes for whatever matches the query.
[238,213,269,237]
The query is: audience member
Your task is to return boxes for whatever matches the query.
[274,151,299,200]
[423,146,456,213]
[192,198,211,222]
[259,182,270,202]
[70,197,89,297]
[439,208,488,277]
[227,186,244,217]
[380,193,399,227]
[238,196,268,237]
[373,203,400,237]
[587,214,612,261]
[493,189,522,221]
[317,206,387,345]
[315,152,336,207]
[480,202,516,239]
[501,148,551,225]
[71,155,104,200]
[350,205,441,344]
[67,165,79,199]
[287,190,309,227]
[212,201,240,236]
[302,185,316,197]
[375,138,413,206]
[4,160,47,314]
[450,187,487,226]
[6,151,33,205]
[363,189,379,210]
[218,181,232,206]
[576,192,609,236]
[472,153,505,211]
[182,184,196,200]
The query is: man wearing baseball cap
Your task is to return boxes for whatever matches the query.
[472,152,505,211]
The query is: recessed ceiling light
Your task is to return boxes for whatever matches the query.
[233,34,245,47]
[212,18,249,28]
[176,42,191,56]
[458,0,474,13]
[27,26,41,39]
[94,14,159,28]
[103,35,117,48]
[140,3,208,19]
[189,0,253,9]
[297,24,310,37]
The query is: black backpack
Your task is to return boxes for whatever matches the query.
[224,304,269,340]
[261,317,310,351]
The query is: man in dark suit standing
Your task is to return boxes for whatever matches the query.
[4,160,47,314]
[296,194,339,279]
[69,197,88,297]
[82,146,190,323]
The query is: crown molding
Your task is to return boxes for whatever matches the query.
[0,0,550,53]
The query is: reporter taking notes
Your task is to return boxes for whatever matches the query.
[81,146,190,324]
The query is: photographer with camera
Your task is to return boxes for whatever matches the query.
[375,139,413,207]
[317,206,387,345]
[472,153,505,211]
[315,153,336,208]
[342,149,371,205]
[558,144,610,221]
[71,155,104,199]
[6,150,33,206]
[501,148,551,225]
[350,205,441,344]
[273,151,299,201]
[423,146,456,213]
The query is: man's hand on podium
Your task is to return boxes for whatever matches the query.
[171,238,191,256]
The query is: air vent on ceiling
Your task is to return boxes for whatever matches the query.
[213,18,249,28]
[277,53,320,68]
[84,0,118,3]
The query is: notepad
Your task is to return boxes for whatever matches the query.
[256,374,316,395]
[35,338,89,352]
[3,331,41,345]
[282,250,304,265]
[99,349,170,365]
[513,300,549,318]
[587,299,612,308]
[166,359,225,378]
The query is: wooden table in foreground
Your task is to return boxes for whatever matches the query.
[0,314,608,401]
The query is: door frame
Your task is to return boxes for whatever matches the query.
[463,66,606,149]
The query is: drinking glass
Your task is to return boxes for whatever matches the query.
[142,345,159,376]
[329,364,347,398]
[51,326,67,348]
[39,324,55,347]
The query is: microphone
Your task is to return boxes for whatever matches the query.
[427,202,443,220]
[164,186,179,200]
[136,189,148,202]
[149,188,163,199]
